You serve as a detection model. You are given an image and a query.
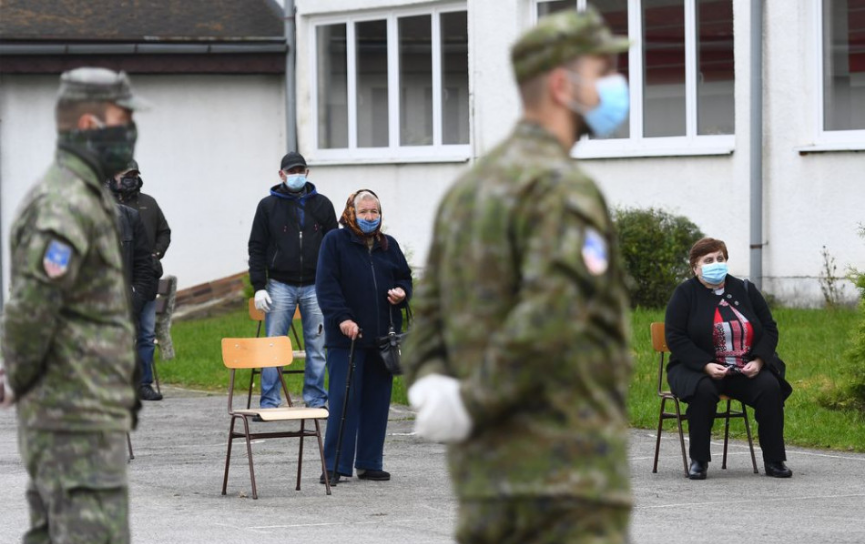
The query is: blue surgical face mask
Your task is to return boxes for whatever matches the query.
[283,173,307,191]
[357,217,381,234]
[566,73,630,138]
[700,262,728,285]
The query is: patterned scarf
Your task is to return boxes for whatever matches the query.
[339,189,388,251]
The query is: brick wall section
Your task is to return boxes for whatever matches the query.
[174,271,248,309]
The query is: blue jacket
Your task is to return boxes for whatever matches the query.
[315,227,413,349]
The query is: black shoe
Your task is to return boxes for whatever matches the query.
[357,469,390,481]
[319,471,340,485]
[764,461,792,478]
[688,459,708,480]
[139,385,163,401]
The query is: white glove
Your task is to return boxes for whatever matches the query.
[409,374,472,443]
[0,361,15,408]
[254,289,272,313]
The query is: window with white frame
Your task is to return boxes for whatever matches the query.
[534,0,735,157]
[312,5,469,161]
[821,0,865,132]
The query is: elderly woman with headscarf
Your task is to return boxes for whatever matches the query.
[315,189,412,485]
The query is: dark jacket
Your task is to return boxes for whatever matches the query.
[248,182,338,291]
[665,275,791,400]
[117,182,171,278]
[115,204,157,316]
[315,228,413,349]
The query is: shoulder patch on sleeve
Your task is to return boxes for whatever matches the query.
[43,239,72,279]
[581,228,609,276]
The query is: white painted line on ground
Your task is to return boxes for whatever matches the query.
[636,493,865,510]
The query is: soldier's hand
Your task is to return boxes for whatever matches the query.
[254,290,272,313]
[409,374,472,443]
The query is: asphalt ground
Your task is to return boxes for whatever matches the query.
[1,386,864,543]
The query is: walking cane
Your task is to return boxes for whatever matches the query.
[332,329,361,483]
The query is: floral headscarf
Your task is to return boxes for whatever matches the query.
[339,189,388,250]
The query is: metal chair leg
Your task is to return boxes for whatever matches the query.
[722,399,732,470]
[741,403,759,473]
[152,357,161,396]
[653,397,666,473]
[240,417,258,500]
[222,417,237,495]
[127,433,134,461]
[296,420,305,491]
[673,398,688,477]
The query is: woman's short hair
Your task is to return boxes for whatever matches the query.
[689,237,728,270]
[353,190,380,212]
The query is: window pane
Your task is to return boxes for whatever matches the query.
[316,24,348,149]
[356,20,389,147]
[537,0,575,19]
[823,0,865,131]
[643,0,686,137]
[399,15,433,146]
[442,11,470,145]
[589,1,630,139]
[697,0,735,135]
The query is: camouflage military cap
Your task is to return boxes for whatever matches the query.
[125,159,140,173]
[512,8,630,83]
[58,67,150,111]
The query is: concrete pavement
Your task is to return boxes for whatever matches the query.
[1,386,863,543]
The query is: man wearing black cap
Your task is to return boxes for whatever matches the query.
[248,152,338,409]
[111,159,172,401]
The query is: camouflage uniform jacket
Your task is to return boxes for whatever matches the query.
[404,121,633,505]
[2,147,136,432]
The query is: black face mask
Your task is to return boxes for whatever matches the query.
[60,122,138,178]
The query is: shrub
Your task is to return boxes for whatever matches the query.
[613,207,704,309]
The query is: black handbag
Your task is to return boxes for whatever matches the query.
[377,305,411,376]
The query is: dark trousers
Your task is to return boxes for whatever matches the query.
[686,370,786,463]
[323,346,393,476]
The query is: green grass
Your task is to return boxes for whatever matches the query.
[156,308,408,405]
[159,306,865,451]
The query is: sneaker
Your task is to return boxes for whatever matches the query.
[319,471,341,485]
[139,385,163,401]
[356,469,390,481]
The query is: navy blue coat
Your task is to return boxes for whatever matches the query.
[315,228,413,349]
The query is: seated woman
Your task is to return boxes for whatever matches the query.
[315,189,412,484]
[665,237,793,480]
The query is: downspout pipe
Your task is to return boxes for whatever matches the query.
[749,0,764,290]
[285,0,297,153]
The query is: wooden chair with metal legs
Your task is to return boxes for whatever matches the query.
[650,322,758,477]
[221,336,331,499]
[246,299,307,408]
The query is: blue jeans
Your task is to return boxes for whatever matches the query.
[323,347,393,475]
[137,299,156,386]
[260,280,328,408]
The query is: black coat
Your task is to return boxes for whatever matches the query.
[315,228,413,349]
[248,182,338,291]
[664,275,791,401]
[117,185,171,279]
[115,204,157,316]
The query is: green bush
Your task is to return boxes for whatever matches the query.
[613,207,704,309]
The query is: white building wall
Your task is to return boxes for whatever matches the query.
[0,74,286,292]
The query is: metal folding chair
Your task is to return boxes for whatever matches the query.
[650,322,758,476]
[221,336,331,498]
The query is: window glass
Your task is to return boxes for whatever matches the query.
[643,0,686,137]
[442,11,470,144]
[356,19,389,147]
[823,0,865,131]
[316,24,348,148]
[399,15,433,146]
[537,0,576,18]
[697,0,735,135]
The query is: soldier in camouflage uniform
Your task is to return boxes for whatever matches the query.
[404,9,633,544]
[1,67,146,544]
